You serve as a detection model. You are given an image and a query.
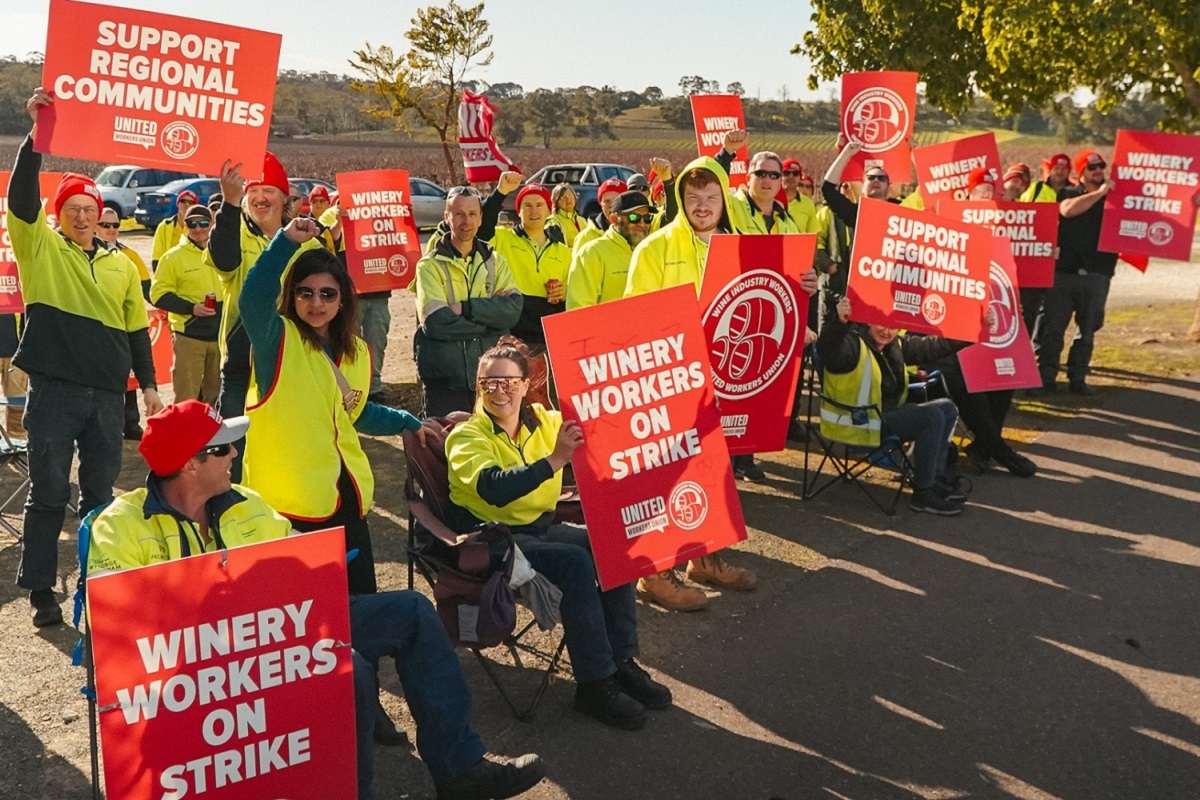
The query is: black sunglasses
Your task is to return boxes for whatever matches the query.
[97,221,120,229]
[865,173,889,182]
[783,170,801,177]
[200,443,233,458]
[294,286,340,301]
[1086,162,1106,171]
[622,211,655,224]
[186,219,211,229]
[751,169,782,180]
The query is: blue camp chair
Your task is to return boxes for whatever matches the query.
[71,503,109,800]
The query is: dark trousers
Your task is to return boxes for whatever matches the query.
[350,591,486,797]
[422,387,475,419]
[1037,272,1111,385]
[940,364,1014,458]
[19,376,123,590]
[216,375,248,483]
[291,469,377,595]
[1019,287,1048,349]
[881,398,957,490]
[123,390,140,431]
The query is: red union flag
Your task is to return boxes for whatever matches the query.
[846,199,992,341]
[337,170,422,292]
[913,133,1001,204]
[87,528,357,800]
[690,94,748,188]
[1099,129,1200,262]
[840,71,918,182]
[699,234,814,455]
[458,90,516,183]
[957,236,1041,392]
[0,171,63,313]
[34,0,280,175]
[936,199,1059,289]
[544,286,747,590]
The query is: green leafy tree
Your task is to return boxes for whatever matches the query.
[643,86,664,104]
[526,88,569,148]
[726,81,746,97]
[678,76,715,96]
[493,97,526,145]
[350,1,493,183]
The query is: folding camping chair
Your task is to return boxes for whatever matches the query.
[71,503,110,800]
[402,416,569,722]
[0,398,29,537]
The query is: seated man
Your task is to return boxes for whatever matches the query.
[86,401,544,800]
[816,297,967,516]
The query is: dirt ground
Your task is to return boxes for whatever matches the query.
[0,228,1197,799]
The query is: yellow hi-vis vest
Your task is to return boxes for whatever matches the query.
[820,341,906,447]
[243,320,373,520]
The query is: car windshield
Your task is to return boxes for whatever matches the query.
[95,168,131,188]
[597,166,635,182]
[540,167,588,185]
[157,179,197,195]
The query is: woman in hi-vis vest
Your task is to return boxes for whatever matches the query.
[238,217,423,594]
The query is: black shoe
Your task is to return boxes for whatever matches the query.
[30,589,63,628]
[732,455,767,483]
[367,391,386,405]
[123,425,144,441]
[1026,382,1057,397]
[995,448,1037,478]
[372,703,409,746]
[614,659,672,710]
[964,442,995,473]
[934,475,971,502]
[1068,381,1094,396]
[436,753,545,800]
[574,676,646,730]
[910,488,964,516]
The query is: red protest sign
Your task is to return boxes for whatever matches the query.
[1099,129,1200,262]
[337,170,422,293]
[0,171,62,314]
[957,236,1041,392]
[87,528,357,800]
[846,199,991,341]
[699,234,814,455]
[545,285,747,591]
[913,133,1001,204]
[690,95,748,188]
[936,199,1059,289]
[35,0,281,176]
[128,308,174,391]
[840,71,918,182]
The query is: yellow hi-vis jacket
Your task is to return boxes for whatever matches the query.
[726,187,801,235]
[490,226,571,298]
[566,225,633,309]
[244,319,374,521]
[151,216,185,264]
[572,217,605,254]
[446,403,563,528]
[786,193,822,235]
[546,210,586,247]
[151,239,221,334]
[820,342,906,447]
[624,155,732,298]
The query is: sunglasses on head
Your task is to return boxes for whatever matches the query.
[200,442,233,458]
[865,173,889,182]
[477,376,525,394]
[448,186,482,198]
[186,219,211,229]
[294,286,340,301]
[751,169,782,180]
[97,221,120,229]
[622,211,655,224]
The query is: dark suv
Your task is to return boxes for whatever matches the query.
[503,163,637,219]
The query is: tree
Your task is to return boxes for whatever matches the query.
[678,76,714,96]
[350,1,493,183]
[726,81,746,97]
[570,87,619,142]
[643,86,664,104]
[493,98,526,145]
[526,88,569,147]
[489,82,525,99]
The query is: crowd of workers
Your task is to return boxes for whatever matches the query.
[4,81,1134,798]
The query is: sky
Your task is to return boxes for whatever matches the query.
[3,0,831,100]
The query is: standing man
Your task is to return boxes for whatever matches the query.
[1035,150,1117,396]
[6,88,162,627]
[413,186,522,416]
[98,207,152,440]
[781,158,821,234]
[151,189,196,269]
[572,178,627,253]
[715,131,801,236]
[567,191,655,310]
[1015,161,1062,344]
[151,204,222,403]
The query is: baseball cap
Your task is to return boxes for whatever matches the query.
[184,204,212,221]
[139,401,248,477]
[612,191,652,214]
[176,190,198,205]
[626,173,651,191]
[782,158,802,173]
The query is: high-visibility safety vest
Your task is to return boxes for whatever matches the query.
[820,341,906,446]
[244,319,373,520]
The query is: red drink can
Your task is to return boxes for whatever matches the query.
[204,293,217,310]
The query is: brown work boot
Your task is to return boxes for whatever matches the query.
[636,570,709,612]
[687,553,757,592]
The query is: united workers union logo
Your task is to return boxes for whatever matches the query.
[160,121,200,160]
[668,481,708,531]
[843,88,909,153]
[148,313,166,346]
[920,293,947,327]
[984,262,1019,349]
[1147,221,1174,246]
[387,254,410,278]
[702,269,799,400]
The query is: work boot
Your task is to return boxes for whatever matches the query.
[910,487,965,516]
[30,589,63,628]
[995,447,1037,478]
[435,753,545,800]
[614,659,672,710]
[687,553,756,592]
[636,570,709,612]
[732,454,767,482]
[1068,381,1095,396]
[574,676,646,730]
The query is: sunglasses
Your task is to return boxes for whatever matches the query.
[294,286,340,302]
[97,221,120,229]
[783,170,801,177]
[186,219,211,229]
[865,173,889,182]
[477,376,525,394]
[1086,162,1106,171]
[177,199,195,206]
[448,186,482,198]
[200,443,233,458]
[622,212,655,224]
[751,169,782,180]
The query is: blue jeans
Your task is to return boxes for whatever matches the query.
[511,522,639,683]
[350,591,485,798]
[358,296,391,396]
[881,398,957,490]
[19,376,123,590]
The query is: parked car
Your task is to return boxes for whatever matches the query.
[409,177,448,230]
[134,178,221,229]
[502,163,638,220]
[95,165,201,219]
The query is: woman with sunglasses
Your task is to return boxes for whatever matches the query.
[238,216,423,595]
[446,338,671,730]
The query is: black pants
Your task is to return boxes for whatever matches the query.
[1037,271,1111,385]
[422,387,475,419]
[940,364,1014,458]
[1019,287,1047,349]
[123,390,140,431]
[290,469,377,595]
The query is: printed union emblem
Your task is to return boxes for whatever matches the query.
[1147,221,1173,246]
[668,481,708,531]
[920,293,947,327]
[387,254,409,277]
[160,121,200,161]
[984,262,1019,350]
[844,87,908,152]
[702,269,799,400]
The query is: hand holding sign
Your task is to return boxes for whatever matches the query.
[26,87,52,125]
[549,421,583,471]
[218,159,245,206]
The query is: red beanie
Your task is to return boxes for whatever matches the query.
[515,183,552,210]
[966,166,999,193]
[1042,153,1071,178]
[1073,150,1105,177]
[245,151,289,195]
[596,178,628,205]
[53,173,101,219]
[1002,163,1031,185]
[309,185,330,201]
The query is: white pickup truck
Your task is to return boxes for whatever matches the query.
[95,165,200,219]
